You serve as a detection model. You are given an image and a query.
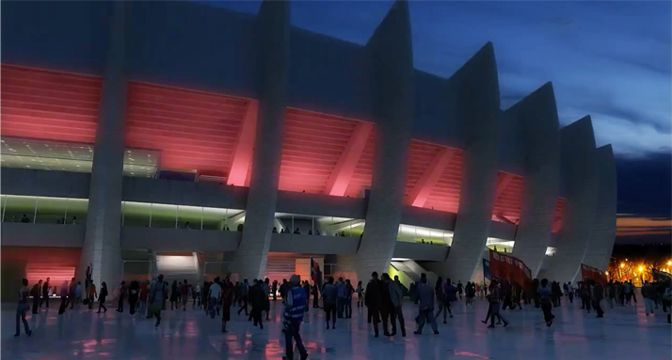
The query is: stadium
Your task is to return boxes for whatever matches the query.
[0,1,615,295]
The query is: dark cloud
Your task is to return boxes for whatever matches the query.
[616,153,672,217]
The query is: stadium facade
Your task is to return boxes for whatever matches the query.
[0,1,616,293]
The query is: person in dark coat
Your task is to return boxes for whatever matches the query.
[31,281,41,314]
[249,280,265,329]
[41,277,50,309]
[321,277,338,329]
[128,280,140,315]
[97,282,109,313]
[379,273,395,336]
[221,277,234,332]
[116,281,127,312]
[365,272,382,337]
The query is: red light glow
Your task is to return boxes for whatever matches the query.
[278,108,376,197]
[125,82,252,179]
[405,140,463,213]
[491,171,524,224]
[1,64,102,144]
[552,197,567,234]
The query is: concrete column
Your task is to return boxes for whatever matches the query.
[437,43,501,283]
[78,2,128,287]
[545,116,599,282]
[353,0,414,282]
[510,83,560,277]
[229,1,290,281]
[582,145,616,271]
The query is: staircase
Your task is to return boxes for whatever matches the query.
[390,259,438,287]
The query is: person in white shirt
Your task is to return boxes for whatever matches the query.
[208,277,222,319]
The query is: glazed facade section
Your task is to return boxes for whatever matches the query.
[0,1,615,289]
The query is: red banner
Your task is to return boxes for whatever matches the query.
[581,264,607,285]
[488,250,532,291]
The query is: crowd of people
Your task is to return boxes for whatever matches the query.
[13,268,672,359]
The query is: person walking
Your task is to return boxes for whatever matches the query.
[434,277,453,323]
[336,278,347,318]
[483,281,508,328]
[14,278,32,337]
[250,280,265,329]
[538,279,555,326]
[272,280,278,302]
[263,278,272,321]
[128,280,139,315]
[380,273,395,336]
[592,280,605,318]
[356,280,364,308]
[414,273,439,335]
[98,282,109,313]
[116,281,127,313]
[388,274,406,337]
[282,275,308,360]
[58,280,69,315]
[444,279,457,317]
[237,279,249,316]
[322,277,338,329]
[149,275,167,327]
[344,279,354,318]
[31,281,41,314]
[221,277,234,332]
[465,282,476,306]
[41,277,50,309]
[181,280,191,311]
[642,281,655,316]
[365,272,383,337]
[170,280,179,310]
[87,282,97,310]
[209,277,222,319]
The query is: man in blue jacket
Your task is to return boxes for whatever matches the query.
[283,275,308,360]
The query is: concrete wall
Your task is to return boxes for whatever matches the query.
[434,43,501,283]
[509,83,560,276]
[400,206,456,231]
[393,242,448,262]
[276,191,367,219]
[545,117,599,282]
[353,1,414,281]
[269,233,359,255]
[583,145,617,270]
[1,223,85,247]
[1,169,90,198]
[121,227,239,252]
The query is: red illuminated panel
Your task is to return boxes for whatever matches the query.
[345,129,377,198]
[405,140,444,200]
[278,108,368,195]
[423,149,464,214]
[125,82,251,179]
[1,64,102,143]
[491,171,524,224]
[552,197,567,234]
[2,247,80,285]
[405,140,464,213]
[266,252,299,283]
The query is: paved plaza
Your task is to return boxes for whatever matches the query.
[3,296,670,359]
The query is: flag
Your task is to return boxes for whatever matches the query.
[483,259,491,280]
